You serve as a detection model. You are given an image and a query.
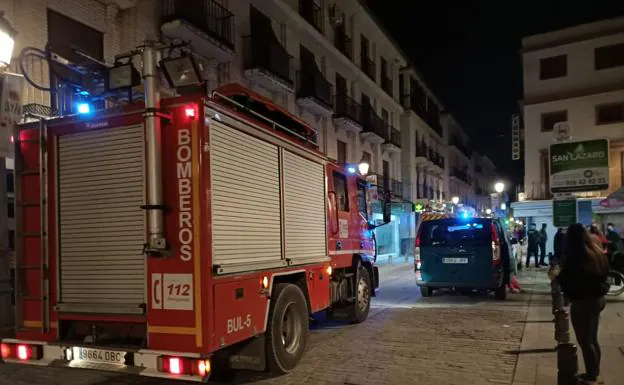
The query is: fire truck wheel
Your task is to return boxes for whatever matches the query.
[266,283,309,374]
[351,266,371,323]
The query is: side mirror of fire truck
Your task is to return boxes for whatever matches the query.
[369,192,392,230]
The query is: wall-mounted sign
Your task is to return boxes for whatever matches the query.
[549,139,609,193]
[553,196,577,228]
[553,121,571,142]
[511,113,521,160]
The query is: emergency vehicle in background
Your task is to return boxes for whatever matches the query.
[0,44,390,381]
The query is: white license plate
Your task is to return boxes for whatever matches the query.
[443,257,468,264]
[72,347,126,365]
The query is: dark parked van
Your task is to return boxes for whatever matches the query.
[414,214,514,300]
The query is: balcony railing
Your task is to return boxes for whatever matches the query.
[361,56,376,81]
[299,0,323,33]
[401,93,443,138]
[381,74,392,96]
[391,179,403,199]
[162,0,235,49]
[386,126,401,148]
[297,69,333,108]
[334,31,353,60]
[334,94,362,124]
[243,35,293,85]
[416,141,428,158]
[450,167,471,184]
[450,137,472,159]
[361,108,386,138]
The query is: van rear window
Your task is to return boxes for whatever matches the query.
[418,219,490,247]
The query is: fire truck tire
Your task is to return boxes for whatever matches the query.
[351,266,371,323]
[420,286,433,297]
[266,283,309,374]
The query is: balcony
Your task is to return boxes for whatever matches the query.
[161,0,235,63]
[415,141,428,164]
[360,108,386,144]
[401,93,443,138]
[450,137,472,159]
[296,69,333,116]
[243,35,294,92]
[450,167,471,185]
[381,74,393,97]
[334,30,353,60]
[361,56,376,81]
[382,126,401,153]
[299,0,323,33]
[391,179,403,200]
[333,94,363,132]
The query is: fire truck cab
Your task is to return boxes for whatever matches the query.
[1,76,389,381]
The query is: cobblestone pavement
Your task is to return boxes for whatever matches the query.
[1,262,533,385]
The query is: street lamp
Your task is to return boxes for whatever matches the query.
[0,12,17,68]
[358,161,370,176]
[486,208,492,215]
[494,182,505,193]
[451,196,460,205]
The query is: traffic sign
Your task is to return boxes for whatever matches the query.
[549,139,609,193]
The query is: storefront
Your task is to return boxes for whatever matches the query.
[372,202,414,262]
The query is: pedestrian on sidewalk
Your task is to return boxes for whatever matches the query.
[557,224,610,385]
[553,227,565,265]
[538,223,549,266]
[526,223,540,268]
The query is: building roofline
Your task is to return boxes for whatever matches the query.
[521,17,624,53]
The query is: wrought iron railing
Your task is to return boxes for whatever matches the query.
[162,0,235,49]
[334,94,362,124]
[297,69,333,108]
[386,127,401,148]
[299,0,323,33]
[362,108,386,138]
[243,35,293,85]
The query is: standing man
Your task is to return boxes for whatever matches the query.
[526,223,540,268]
[553,227,565,265]
[538,223,548,266]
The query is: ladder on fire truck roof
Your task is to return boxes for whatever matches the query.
[13,116,50,333]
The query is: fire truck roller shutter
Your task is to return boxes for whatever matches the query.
[282,151,326,261]
[57,125,146,314]
[210,122,283,267]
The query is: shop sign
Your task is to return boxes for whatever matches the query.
[550,139,609,193]
[553,196,577,227]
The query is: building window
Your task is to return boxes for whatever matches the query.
[596,102,624,125]
[6,170,14,194]
[7,198,14,219]
[541,110,567,132]
[332,171,349,211]
[8,230,14,251]
[595,43,624,70]
[337,140,347,164]
[539,55,567,80]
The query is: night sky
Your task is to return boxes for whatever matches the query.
[367,0,624,185]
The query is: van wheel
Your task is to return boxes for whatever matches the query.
[351,266,371,323]
[420,286,433,297]
[266,283,309,374]
[495,284,507,300]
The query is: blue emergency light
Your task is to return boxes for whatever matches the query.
[77,102,91,114]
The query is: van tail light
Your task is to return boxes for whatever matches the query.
[415,234,421,270]
[158,356,211,377]
[491,223,501,266]
[0,343,42,361]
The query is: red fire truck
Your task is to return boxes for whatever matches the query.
[0,70,389,380]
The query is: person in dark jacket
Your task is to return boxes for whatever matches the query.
[552,227,565,265]
[557,224,609,385]
[538,223,548,266]
[526,224,540,268]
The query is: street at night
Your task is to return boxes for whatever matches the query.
[2,262,623,385]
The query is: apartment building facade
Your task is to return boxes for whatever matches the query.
[442,113,475,205]
[0,0,490,260]
[513,17,624,254]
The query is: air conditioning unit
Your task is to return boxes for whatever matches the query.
[328,4,345,28]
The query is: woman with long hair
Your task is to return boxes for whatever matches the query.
[557,224,610,385]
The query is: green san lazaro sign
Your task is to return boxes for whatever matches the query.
[549,139,609,193]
